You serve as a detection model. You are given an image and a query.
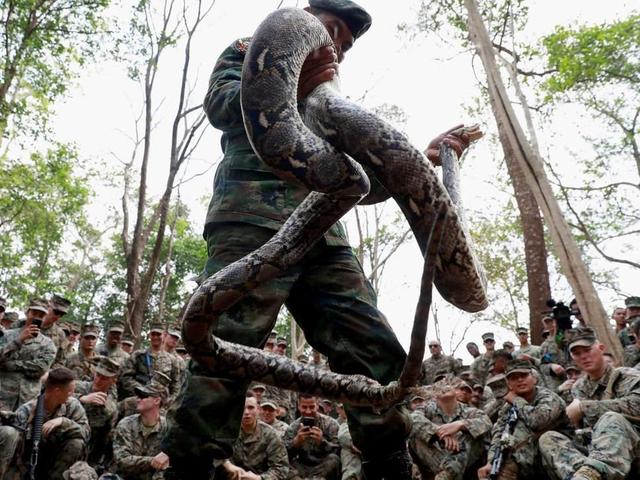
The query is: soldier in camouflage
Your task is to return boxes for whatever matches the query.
[161,326,186,398]
[0,367,89,480]
[220,393,289,479]
[611,306,633,348]
[1,311,19,331]
[260,399,290,438]
[112,375,171,479]
[409,375,492,480]
[539,328,640,480]
[539,316,569,391]
[75,356,121,468]
[338,420,363,480]
[471,333,496,386]
[623,316,640,368]
[121,334,135,355]
[40,294,72,368]
[284,394,341,480]
[65,324,100,382]
[0,298,56,410]
[556,363,582,404]
[96,321,130,367]
[477,360,567,480]
[514,327,541,361]
[65,322,81,357]
[420,341,461,385]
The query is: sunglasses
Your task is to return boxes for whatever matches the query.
[428,344,440,348]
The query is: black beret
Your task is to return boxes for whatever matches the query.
[309,0,372,39]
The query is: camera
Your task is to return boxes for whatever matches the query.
[31,318,43,329]
[301,416,316,428]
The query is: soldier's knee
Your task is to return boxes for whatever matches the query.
[538,430,564,453]
[0,425,20,446]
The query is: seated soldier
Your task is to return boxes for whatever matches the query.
[219,392,289,479]
[259,398,289,437]
[556,362,582,404]
[539,328,640,480]
[65,323,100,382]
[338,420,362,480]
[455,379,474,406]
[75,356,121,469]
[0,367,89,480]
[478,360,567,480]
[112,375,171,479]
[284,394,341,480]
[409,375,492,480]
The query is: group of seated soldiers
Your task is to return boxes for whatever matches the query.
[0,294,639,480]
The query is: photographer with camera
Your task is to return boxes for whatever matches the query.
[0,298,56,411]
[284,394,340,479]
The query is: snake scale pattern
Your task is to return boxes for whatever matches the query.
[181,8,488,408]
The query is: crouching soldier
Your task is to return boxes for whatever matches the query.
[478,360,567,480]
[0,367,89,480]
[539,328,640,480]
[409,375,492,480]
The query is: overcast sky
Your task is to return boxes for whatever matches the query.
[53,0,638,363]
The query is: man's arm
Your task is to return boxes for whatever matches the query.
[118,353,144,395]
[1,335,56,379]
[112,418,155,475]
[577,370,640,425]
[261,429,290,480]
[508,389,565,432]
[460,406,493,439]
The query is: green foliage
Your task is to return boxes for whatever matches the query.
[0,144,91,306]
[0,0,112,140]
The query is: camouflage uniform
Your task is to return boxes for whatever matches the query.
[264,418,290,438]
[164,35,409,468]
[514,344,541,360]
[119,349,178,402]
[487,387,566,479]
[409,401,491,479]
[618,327,635,348]
[338,421,362,480]
[96,344,130,367]
[0,396,90,480]
[623,343,640,368]
[264,385,298,424]
[470,353,493,386]
[284,413,341,480]
[539,334,569,391]
[228,420,289,479]
[0,327,56,410]
[75,380,119,467]
[65,350,98,382]
[40,322,69,368]
[420,354,460,385]
[540,365,640,479]
[112,414,168,480]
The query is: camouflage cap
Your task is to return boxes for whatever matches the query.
[503,341,514,348]
[625,296,640,308]
[62,461,98,480]
[60,323,71,335]
[565,362,581,373]
[516,327,528,334]
[134,371,170,399]
[108,321,125,333]
[486,374,508,398]
[308,0,372,39]
[505,359,533,377]
[167,325,181,339]
[268,331,277,339]
[251,383,266,391]
[28,298,49,314]
[0,296,5,311]
[3,311,18,326]
[298,354,309,363]
[50,294,71,313]
[95,356,121,377]
[276,336,287,345]
[410,394,425,402]
[121,333,135,345]
[541,329,551,338]
[81,324,100,338]
[481,332,495,342]
[260,399,278,409]
[569,327,597,351]
[149,322,164,334]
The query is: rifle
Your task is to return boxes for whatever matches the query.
[489,405,518,480]
[25,387,45,480]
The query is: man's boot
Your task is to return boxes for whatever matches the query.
[362,448,413,480]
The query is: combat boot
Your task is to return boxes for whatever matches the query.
[572,466,602,480]
[362,448,413,480]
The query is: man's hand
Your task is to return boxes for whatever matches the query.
[436,420,464,439]
[240,472,261,480]
[223,460,247,480]
[42,418,64,437]
[478,463,492,479]
[308,426,324,444]
[551,363,566,377]
[519,354,533,362]
[19,324,40,343]
[425,124,480,166]
[298,46,338,100]
[80,392,107,406]
[150,452,170,470]
[293,424,316,448]
[557,379,576,393]
[441,435,460,452]
[503,391,519,404]
[566,399,584,427]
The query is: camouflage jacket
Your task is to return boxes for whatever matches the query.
[65,350,98,382]
[264,418,290,438]
[284,413,340,466]
[487,387,566,464]
[540,334,570,366]
[571,365,640,430]
[0,328,56,410]
[420,355,460,385]
[515,344,542,360]
[40,322,69,368]
[618,327,635,348]
[623,344,640,368]
[471,353,493,386]
[112,413,168,479]
[74,380,119,430]
[230,421,289,479]
[14,396,90,444]
[119,349,177,400]
[202,37,357,245]
[263,384,297,423]
[96,344,130,367]
[410,400,492,441]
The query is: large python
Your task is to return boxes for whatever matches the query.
[181,8,488,408]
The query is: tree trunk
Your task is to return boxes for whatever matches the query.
[465,0,623,360]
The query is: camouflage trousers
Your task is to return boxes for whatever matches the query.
[290,453,341,480]
[539,412,640,480]
[340,446,362,480]
[164,223,409,465]
[409,433,484,480]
